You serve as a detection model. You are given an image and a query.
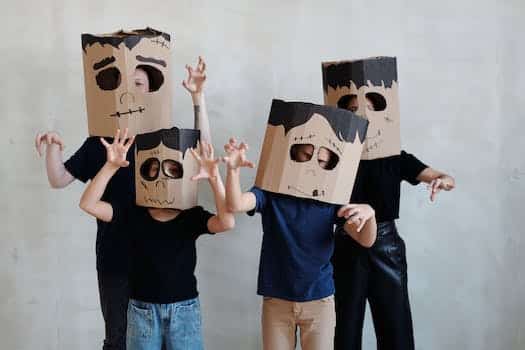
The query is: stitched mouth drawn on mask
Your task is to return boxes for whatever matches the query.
[288,185,325,198]
[365,129,381,141]
[144,197,175,205]
[110,106,145,118]
[150,38,169,49]
[364,139,384,153]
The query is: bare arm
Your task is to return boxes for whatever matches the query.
[192,94,211,144]
[35,132,75,188]
[222,138,257,213]
[416,167,456,202]
[226,167,256,213]
[339,204,377,248]
[79,163,118,222]
[183,56,212,144]
[190,142,235,233]
[207,175,235,233]
[79,129,134,223]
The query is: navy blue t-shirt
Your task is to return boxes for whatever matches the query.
[64,136,135,273]
[248,187,342,302]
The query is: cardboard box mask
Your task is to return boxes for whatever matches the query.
[82,28,172,137]
[322,56,400,160]
[255,99,368,205]
[135,127,200,209]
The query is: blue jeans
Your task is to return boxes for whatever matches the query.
[126,297,203,350]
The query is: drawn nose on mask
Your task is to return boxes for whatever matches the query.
[155,178,167,189]
[305,168,316,176]
[119,91,136,105]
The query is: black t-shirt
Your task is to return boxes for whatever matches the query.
[350,150,428,222]
[64,136,135,273]
[111,204,214,304]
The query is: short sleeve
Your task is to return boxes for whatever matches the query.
[109,200,132,227]
[185,206,215,239]
[247,186,267,216]
[64,137,102,183]
[400,150,428,185]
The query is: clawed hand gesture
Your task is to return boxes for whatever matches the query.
[35,131,64,156]
[428,175,455,202]
[222,138,255,170]
[182,56,207,94]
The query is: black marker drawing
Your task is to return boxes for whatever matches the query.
[109,107,145,118]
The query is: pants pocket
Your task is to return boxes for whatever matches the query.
[170,298,203,347]
[127,300,153,339]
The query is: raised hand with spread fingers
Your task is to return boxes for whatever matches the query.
[99,128,135,169]
[190,141,221,181]
[79,128,134,223]
[189,140,234,233]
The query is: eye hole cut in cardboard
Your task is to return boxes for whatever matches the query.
[255,99,368,205]
[82,27,172,137]
[289,144,340,170]
[139,158,184,181]
[135,127,200,209]
[322,56,401,160]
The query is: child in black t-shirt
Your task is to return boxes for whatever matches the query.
[79,128,234,350]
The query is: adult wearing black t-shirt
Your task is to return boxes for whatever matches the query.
[332,95,456,350]
[36,131,134,350]
[35,57,211,350]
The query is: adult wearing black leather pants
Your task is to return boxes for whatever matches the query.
[333,151,455,350]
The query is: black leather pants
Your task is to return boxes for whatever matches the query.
[333,221,415,350]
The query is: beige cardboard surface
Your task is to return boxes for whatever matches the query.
[135,128,200,210]
[322,57,401,160]
[82,29,172,137]
[255,100,368,205]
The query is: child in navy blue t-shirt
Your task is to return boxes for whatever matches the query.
[222,138,377,350]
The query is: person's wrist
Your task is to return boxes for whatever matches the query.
[46,143,60,152]
[104,161,120,172]
[191,92,204,104]
[208,173,219,185]
[227,164,240,172]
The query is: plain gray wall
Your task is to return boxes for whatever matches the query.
[2,0,524,349]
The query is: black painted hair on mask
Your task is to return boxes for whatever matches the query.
[322,56,397,92]
[135,127,200,158]
[82,27,171,52]
[267,99,368,144]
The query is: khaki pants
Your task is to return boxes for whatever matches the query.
[262,295,335,350]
